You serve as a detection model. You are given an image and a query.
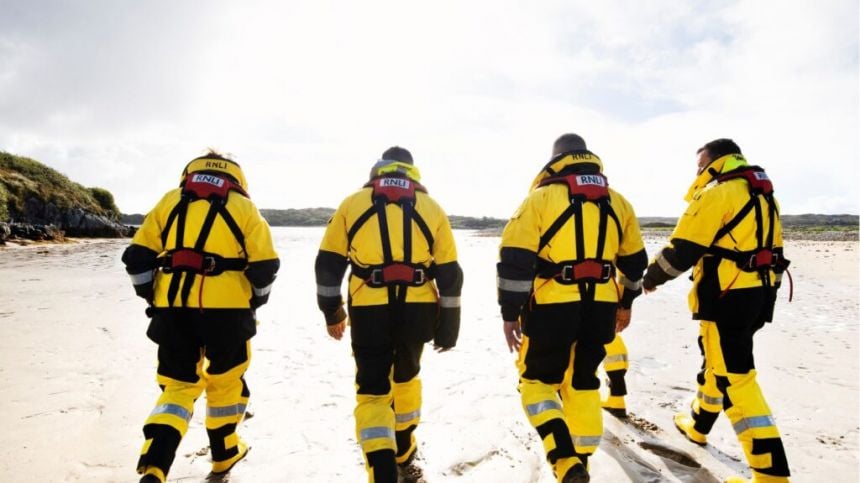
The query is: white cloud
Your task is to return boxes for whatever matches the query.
[0,0,856,217]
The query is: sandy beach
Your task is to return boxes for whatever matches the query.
[0,228,857,482]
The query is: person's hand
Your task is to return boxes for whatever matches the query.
[326,318,347,340]
[615,307,632,333]
[503,320,522,353]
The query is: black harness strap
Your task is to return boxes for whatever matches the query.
[347,206,378,248]
[178,200,221,307]
[166,196,190,307]
[708,166,782,286]
[534,172,622,299]
[217,204,247,256]
[412,212,434,254]
[160,173,249,308]
[539,203,578,252]
[372,198,398,305]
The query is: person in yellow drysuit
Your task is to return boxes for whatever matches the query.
[497,134,648,483]
[315,146,463,483]
[122,151,280,483]
[642,138,791,482]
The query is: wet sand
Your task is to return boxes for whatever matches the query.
[0,229,856,482]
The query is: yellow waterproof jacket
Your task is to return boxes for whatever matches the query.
[497,151,647,321]
[316,180,460,308]
[123,159,279,310]
[643,154,785,319]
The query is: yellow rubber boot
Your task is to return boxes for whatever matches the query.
[601,395,627,418]
[210,438,249,474]
[674,413,707,445]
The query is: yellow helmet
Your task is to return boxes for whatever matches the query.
[180,154,249,192]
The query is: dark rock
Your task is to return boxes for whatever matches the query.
[15,196,131,238]
[0,221,10,244]
[7,222,64,241]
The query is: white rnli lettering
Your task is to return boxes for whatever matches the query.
[191,173,225,187]
[576,174,606,186]
[380,178,410,189]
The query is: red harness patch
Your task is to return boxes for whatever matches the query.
[717,167,773,194]
[183,173,248,200]
[369,177,426,203]
[540,173,610,201]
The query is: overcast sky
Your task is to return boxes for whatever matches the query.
[1,0,857,218]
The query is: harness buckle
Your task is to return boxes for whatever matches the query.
[560,265,575,282]
[414,268,425,285]
[370,268,384,285]
[203,256,216,273]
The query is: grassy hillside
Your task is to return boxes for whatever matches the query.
[0,151,120,222]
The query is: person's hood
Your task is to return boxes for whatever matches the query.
[529,150,603,192]
[684,153,749,202]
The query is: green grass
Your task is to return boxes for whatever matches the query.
[0,151,121,222]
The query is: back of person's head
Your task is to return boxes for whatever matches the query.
[380,146,413,164]
[698,138,742,161]
[369,146,421,181]
[552,133,587,157]
[181,149,248,191]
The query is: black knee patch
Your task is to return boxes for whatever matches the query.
[395,425,417,458]
[536,418,575,464]
[751,437,791,477]
[606,370,627,396]
[138,424,182,475]
[366,449,397,483]
[692,407,719,435]
[207,423,239,462]
[715,376,733,410]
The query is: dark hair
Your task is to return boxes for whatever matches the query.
[552,133,587,156]
[381,146,413,164]
[698,139,741,161]
[192,149,239,166]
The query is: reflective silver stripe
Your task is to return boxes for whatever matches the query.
[395,409,421,423]
[359,426,395,442]
[439,296,460,308]
[129,270,154,285]
[604,354,628,363]
[498,277,533,292]
[207,403,247,418]
[525,399,562,416]
[774,273,783,285]
[316,284,341,297]
[253,283,273,297]
[697,391,723,406]
[656,253,684,278]
[733,415,775,434]
[573,435,602,447]
[619,275,642,291]
[150,403,191,422]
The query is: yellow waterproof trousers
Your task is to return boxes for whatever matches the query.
[691,320,789,481]
[138,340,251,481]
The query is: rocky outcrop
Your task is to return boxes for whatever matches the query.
[4,196,133,241]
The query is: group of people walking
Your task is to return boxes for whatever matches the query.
[123,134,791,483]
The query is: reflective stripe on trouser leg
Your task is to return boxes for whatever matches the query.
[560,343,602,455]
[139,355,206,476]
[205,340,252,472]
[392,377,421,463]
[602,335,629,372]
[702,321,790,478]
[355,393,397,454]
[519,378,576,467]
